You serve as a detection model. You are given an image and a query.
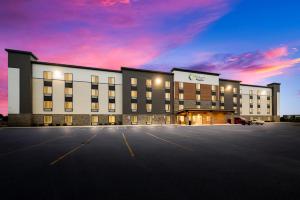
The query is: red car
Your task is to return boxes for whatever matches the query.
[234,117,251,125]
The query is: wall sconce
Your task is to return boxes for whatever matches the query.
[155,77,162,85]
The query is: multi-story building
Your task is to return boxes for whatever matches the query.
[6,49,280,126]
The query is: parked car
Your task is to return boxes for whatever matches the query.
[234,117,251,125]
[251,119,265,125]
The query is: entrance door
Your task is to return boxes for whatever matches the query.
[192,114,202,125]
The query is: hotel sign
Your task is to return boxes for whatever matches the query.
[188,74,205,81]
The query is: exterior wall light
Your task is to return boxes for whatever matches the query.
[155,77,162,85]
[226,85,232,91]
[54,70,63,79]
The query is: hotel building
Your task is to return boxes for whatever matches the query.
[6,49,280,126]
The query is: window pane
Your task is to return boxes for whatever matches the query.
[146,79,152,87]
[108,77,115,85]
[65,88,72,95]
[64,73,73,82]
[44,101,52,109]
[43,86,52,95]
[43,71,52,80]
[165,92,170,100]
[179,82,184,89]
[91,89,98,97]
[131,78,137,86]
[44,116,52,124]
[146,91,152,99]
[109,115,116,123]
[91,75,99,84]
[131,90,137,99]
[165,81,170,89]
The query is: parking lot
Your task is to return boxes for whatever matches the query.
[0,123,300,199]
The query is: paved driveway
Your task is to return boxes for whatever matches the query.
[0,123,300,199]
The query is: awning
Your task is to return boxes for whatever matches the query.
[177,108,234,115]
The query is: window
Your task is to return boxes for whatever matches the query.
[257,108,261,114]
[233,97,237,103]
[179,104,184,110]
[91,75,99,84]
[65,102,73,111]
[108,90,115,99]
[64,115,73,126]
[220,96,224,103]
[249,90,253,95]
[196,94,201,101]
[146,104,152,112]
[131,103,137,112]
[146,91,152,100]
[165,81,170,89]
[211,105,216,109]
[257,99,261,104]
[43,86,52,96]
[267,108,271,114]
[220,106,224,110]
[267,99,271,104]
[91,102,99,111]
[211,85,216,92]
[108,103,115,112]
[211,95,216,102]
[108,77,115,85]
[131,78,137,86]
[64,73,73,82]
[91,116,99,126]
[179,93,184,100]
[196,105,201,109]
[179,82,184,90]
[165,92,170,100]
[196,83,201,91]
[65,88,73,96]
[165,116,171,124]
[43,115,52,125]
[165,104,170,112]
[146,116,152,125]
[43,71,52,80]
[44,101,52,111]
[131,90,137,99]
[250,108,253,114]
[250,98,253,104]
[146,79,152,88]
[108,115,116,124]
[233,106,237,114]
[131,115,138,125]
[91,89,99,97]
[220,86,225,93]
[233,88,237,94]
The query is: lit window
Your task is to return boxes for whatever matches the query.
[165,116,171,124]
[131,103,137,112]
[65,102,73,111]
[233,97,237,103]
[146,91,152,100]
[131,78,137,86]
[249,90,253,95]
[108,77,115,85]
[211,95,216,102]
[108,90,115,99]
[220,106,224,110]
[43,86,52,96]
[179,82,184,90]
[220,86,225,93]
[91,102,99,111]
[91,116,99,125]
[91,75,99,84]
[108,115,116,124]
[165,104,170,112]
[165,92,170,100]
[43,71,52,80]
[43,115,52,125]
[211,105,216,109]
[196,83,201,91]
[64,115,73,126]
[250,98,253,104]
[233,88,237,94]
[146,116,152,125]
[146,104,152,112]
[131,115,138,125]
[65,88,73,96]
[131,90,137,99]
[64,73,73,83]
[43,101,52,111]
[196,105,201,109]
[196,94,201,101]
[233,106,237,114]
[211,85,216,92]
[220,96,224,103]
[91,89,99,97]
[146,79,152,88]
[179,104,184,110]
[108,103,115,112]
[179,93,184,100]
[165,81,170,89]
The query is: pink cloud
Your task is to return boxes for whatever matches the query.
[264,46,288,60]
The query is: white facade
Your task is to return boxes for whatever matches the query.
[240,85,272,116]
[8,68,20,114]
[32,64,122,115]
[172,70,219,85]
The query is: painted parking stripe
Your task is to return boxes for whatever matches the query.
[122,132,135,158]
[49,134,97,165]
[143,131,193,151]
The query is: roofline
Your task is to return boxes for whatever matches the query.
[240,84,270,88]
[267,82,281,85]
[121,67,174,75]
[171,68,220,76]
[5,49,38,60]
[32,61,122,73]
[219,78,241,83]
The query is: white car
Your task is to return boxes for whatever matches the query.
[251,119,265,125]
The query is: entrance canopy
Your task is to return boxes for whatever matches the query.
[177,108,234,115]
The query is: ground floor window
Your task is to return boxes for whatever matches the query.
[206,116,211,124]
[64,115,73,126]
[165,116,171,124]
[146,116,152,125]
[108,115,116,124]
[91,115,99,125]
[131,115,138,125]
[177,115,185,124]
[44,115,52,125]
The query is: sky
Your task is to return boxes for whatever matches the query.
[0,0,300,115]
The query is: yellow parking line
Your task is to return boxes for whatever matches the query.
[143,132,193,151]
[122,133,135,158]
[49,134,97,165]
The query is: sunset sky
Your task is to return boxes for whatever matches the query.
[1,0,300,115]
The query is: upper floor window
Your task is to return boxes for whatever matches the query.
[196,83,201,91]
[179,82,184,90]
[220,86,225,93]
[131,78,137,86]
[250,98,253,104]
[65,102,73,111]
[44,101,52,110]
[146,79,152,88]
[179,104,184,110]
[165,81,170,89]
[131,103,137,112]
[146,91,152,100]
[131,90,137,99]
[91,89,99,97]
[249,90,253,95]
[211,95,216,102]
[220,96,224,103]
[211,85,216,92]
[65,88,73,97]
[196,94,201,101]
[91,102,99,111]
[233,97,237,103]
[165,104,170,112]
[108,103,115,112]
[233,87,237,94]
[108,77,115,85]
[165,92,170,100]
[91,75,99,85]
[257,90,261,96]
[64,73,73,83]
[146,104,152,112]
[43,86,52,96]
[43,71,52,80]
[179,93,184,100]
[108,90,115,99]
